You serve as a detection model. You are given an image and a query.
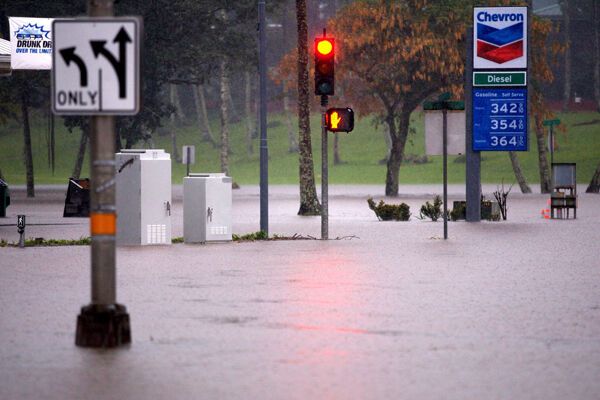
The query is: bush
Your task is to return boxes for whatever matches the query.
[450,201,466,221]
[367,198,411,221]
[419,195,443,221]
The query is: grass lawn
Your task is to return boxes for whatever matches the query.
[0,109,598,186]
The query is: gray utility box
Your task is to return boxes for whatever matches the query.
[116,149,172,245]
[183,173,232,243]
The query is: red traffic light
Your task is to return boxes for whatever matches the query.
[314,37,335,96]
[316,39,333,56]
[325,108,354,133]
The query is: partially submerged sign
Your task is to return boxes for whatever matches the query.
[9,17,53,70]
[52,18,141,115]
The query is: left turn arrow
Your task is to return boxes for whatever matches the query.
[60,47,88,87]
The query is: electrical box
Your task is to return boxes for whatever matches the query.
[116,149,172,245]
[183,173,232,243]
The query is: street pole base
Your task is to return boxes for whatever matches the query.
[75,304,131,348]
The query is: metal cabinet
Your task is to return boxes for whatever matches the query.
[183,173,232,243]
[116,149,172,245]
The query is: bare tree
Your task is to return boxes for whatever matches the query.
[169,84,181,162]
[244,71,256,155]
[560,0,572,112]
[296,0,320,215]
[534,116,552,193]
[586,162,600,193]
[192,84,217,147]
[220,61,231,176]
[508,151,532,193]
[21,91,34,198]
[72,127,89,179]
[283,80,298,153]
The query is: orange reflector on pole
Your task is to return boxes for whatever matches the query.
[90,212,116,235]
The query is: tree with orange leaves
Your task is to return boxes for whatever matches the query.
[330,0,464,196]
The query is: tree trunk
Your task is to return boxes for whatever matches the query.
[169,84,181,162]
[245,71,255,155]
[72,127,89,179]
[508,151,532,193]
[594,0,600,113]
[21,92,34,198]
[561,0,571,112]
[333,134,342,165]
[220,61,231,176]
[172,83,184,123]
[283,80,298,153]
[296,0,321,215]
[534,116,552,193]
[379,124,392,164]
[384,112,410,197]
[586,162,600,193]
[192,84,217,147]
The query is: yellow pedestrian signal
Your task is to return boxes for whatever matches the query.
[330,111,342,129]
[325,108,354,132]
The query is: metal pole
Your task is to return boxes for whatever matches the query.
[75,0,130,348]
[321,96,328,240]
[549,125,554,166]
[258,0,269,235]
[186,146,190,177]
[443,108,448,240]
[466,26,481,222]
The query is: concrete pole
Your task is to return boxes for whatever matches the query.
[466,26,481,222]
[75,0,131,348]
[258,0,269,235]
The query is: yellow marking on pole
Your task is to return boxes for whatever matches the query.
[90,212,116,235]
[330,111,342,129]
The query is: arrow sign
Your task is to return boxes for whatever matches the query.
[52,18,140,115]
[90,27,131,98]
[59,47,88,87]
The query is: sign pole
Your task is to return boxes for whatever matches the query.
[186,146,191,177]
[258,0,269,236]
[321,95,328,240]
[442,108,448,240]
[76,0,131,348]
[466,26,481,222]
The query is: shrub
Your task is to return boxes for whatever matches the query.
[419,195,443,221]
[367,198,411,221]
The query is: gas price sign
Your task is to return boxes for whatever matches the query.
[473,88,527,151]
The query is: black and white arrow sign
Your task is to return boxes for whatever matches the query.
[52,18,140,115]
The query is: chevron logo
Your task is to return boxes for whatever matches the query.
[477,22,523,64]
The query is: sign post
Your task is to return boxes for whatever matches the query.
[53,0,138,347]
[543,119,561,166]
[17,215,25,248]
[423,95,464,239]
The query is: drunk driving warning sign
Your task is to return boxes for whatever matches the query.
[52,18,140,115]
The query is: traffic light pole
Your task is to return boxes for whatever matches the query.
[76,0,131,348]
[321,95,328,240]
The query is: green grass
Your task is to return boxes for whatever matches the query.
[0,109,598,185]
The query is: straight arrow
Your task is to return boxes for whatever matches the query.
[60,47,88,87]
[90,27,131,99]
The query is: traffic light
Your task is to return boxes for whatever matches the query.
[325,108,354,132]
[314,37,334,96]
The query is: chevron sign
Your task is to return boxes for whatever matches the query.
[474,7,527,69]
